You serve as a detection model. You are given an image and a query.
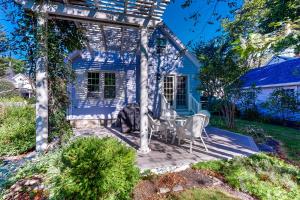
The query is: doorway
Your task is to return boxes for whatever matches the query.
[163,75,188,109]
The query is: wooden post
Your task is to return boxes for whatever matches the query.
[36,13,48,152]
[139,27,150,153]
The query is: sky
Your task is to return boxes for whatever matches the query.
[0,0,239,58]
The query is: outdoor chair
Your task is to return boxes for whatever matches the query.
[196,110,211,138]
[176,114,208,153]
[147,114,169,144]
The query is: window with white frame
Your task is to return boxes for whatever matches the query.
[87,72,100,97]
[104,72,116,99]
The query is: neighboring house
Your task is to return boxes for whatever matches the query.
[67,23,201,127]
[11,73,34,98]
[240,57,300,121]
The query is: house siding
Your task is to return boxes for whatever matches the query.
[241,84,300,122]
[68,27,200,120]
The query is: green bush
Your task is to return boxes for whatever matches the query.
[0,80,19,98]
[53,137,139,200]
[0,106,35,156]
[193,154,300,200]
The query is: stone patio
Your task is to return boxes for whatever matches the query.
[73,126,259,173]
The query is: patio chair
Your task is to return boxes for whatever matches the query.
[176,114,208,153]
[196,110,211,138]
[147,114,169,144]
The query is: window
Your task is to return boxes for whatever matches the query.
[87,72,100,97]
[104,72,116,99]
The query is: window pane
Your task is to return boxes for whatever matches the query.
[87,72,100,97]
[104,73,116,99]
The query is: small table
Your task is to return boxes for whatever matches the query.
[160,117,187,144]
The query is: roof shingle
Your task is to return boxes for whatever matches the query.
[240,57,300,87]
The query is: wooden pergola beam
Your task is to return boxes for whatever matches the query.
[16,0,168,28]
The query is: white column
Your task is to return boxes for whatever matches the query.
[36,13,48,153]
[139,27,150,153]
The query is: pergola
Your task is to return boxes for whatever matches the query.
[16,0,170,153]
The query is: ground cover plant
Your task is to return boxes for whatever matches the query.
[1,137,139,200]
[167,188,239,200]
[0,105,35,156]
[193,154,300,200]
[210,116,300,164]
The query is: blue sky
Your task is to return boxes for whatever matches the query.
[0,0,238,58]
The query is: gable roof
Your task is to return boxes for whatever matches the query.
[240,57,300,88]
[158,23,201,67]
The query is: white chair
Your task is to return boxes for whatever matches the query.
[147,114,168,144]
[176,114,207,153]
[197,110,211,138]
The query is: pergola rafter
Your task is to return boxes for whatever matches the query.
[15,0,170,154]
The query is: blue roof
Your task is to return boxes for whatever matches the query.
[240,57,300,87]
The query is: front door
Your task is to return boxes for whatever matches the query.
[163,75,188,109]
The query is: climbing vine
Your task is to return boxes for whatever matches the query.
[0,0,86,140]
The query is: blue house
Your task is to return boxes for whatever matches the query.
[67,23,201,128]
[240,57,300,121]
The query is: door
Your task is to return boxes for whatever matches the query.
[163,76,175,107]
[163,75,188,109]
[176,76,187,108]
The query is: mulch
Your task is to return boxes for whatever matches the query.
[133,168,255,200]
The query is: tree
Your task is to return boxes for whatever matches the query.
[224,0,300,67]
[262,88,300,122]
[0,57,25,77]
[238,85,261,120]
[0,24,7,54]
[195,36,248,128]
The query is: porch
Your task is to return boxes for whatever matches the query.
[73,126,259,173]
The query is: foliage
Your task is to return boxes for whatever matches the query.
[224,0,300,66]
[1,1,86,142]
[0,105,35,156]
[167,187,239,200]
[0,24,7,54]
[0,79,19,98]
[0,96,26,103]
[53,137,139,200]
[193,154,300,200]
[238,85,261,120]
[0,57,25,77]
[195,36,248,128]
[210,116,300,164]
[262,88,300,122]
[0,149,61,197]
[1,137,139,199]
[193,159,224,172]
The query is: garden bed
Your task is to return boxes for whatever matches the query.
[133,169,255,200]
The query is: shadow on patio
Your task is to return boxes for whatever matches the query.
[73,126,259,173]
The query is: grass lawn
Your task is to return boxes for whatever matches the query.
[193,154,300,200]
[167,188,239,200]
[210,116,300,164]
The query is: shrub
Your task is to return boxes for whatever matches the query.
[0,80,19,98]
[0,106,35,156]
[193,154,300,200]
[53,137,139,200]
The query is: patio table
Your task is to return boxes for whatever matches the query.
[160,116,187,144]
